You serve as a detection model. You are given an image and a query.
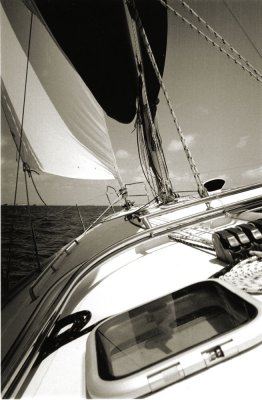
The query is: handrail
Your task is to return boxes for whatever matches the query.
[30,186,262,300]
[2,188,262,398]
[106,186,119,213]
[125,182,150,202]
[29,183,262,300]
[138,183,262,224]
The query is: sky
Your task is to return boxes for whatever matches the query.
[1,0,262,205]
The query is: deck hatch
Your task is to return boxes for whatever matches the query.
[95,281,256,379]
[85,280,262,398]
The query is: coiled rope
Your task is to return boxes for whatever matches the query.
[219,255,262,294]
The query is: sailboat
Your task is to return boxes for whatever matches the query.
[1,0,262,398]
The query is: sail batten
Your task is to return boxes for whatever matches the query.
[1,0,120,181]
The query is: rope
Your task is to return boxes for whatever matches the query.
[130,1,207,197]
[136,117,158,197]
[177,0,262,77]
[129,5,174,200]
[22,163,47,206]
[85,196,122,231]
[23,164,42,272]
[158,0,262,83]
[132,195,159,215]
[32,206,76,225]
[13,13,34,206]
[223,0,262,60]
[169,235,215,253]
[219,255,262,294]
[6,12,34,290]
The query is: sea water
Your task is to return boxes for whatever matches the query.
[1,205,117,297]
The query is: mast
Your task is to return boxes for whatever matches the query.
[127,0,210,199]
[126,0,179,203]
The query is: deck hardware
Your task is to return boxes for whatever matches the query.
[38,310,92,360]
[142,217,151,229]
[202,340,237,367]
[76,204,86,231]
[29,286,38,301]
[204,346,224,362]
[148,363,184,392]
[65,239,79,255]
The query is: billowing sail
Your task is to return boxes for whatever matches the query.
[1,0,120,180]
[27,0,167,124]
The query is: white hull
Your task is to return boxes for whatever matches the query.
[2,184,262,398]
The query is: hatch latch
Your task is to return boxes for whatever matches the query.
[148,362,185,392]
[202,340,238,367]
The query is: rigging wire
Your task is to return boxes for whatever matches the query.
[129,0,207,198]
[128,4,174,200]
[13,12,33,206]
[6,12,34,291]
[158,0,262,83]
[85,196,123,231]
[131,195,159,215]
[177,0,262,75]
[22,163,47,206]
[222,0,262,60]
[23,164,42,271]
[136,118,158,197]
[29,173,47,206]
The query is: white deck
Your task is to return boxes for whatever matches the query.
[3,184,262,399]
[23,235,262,399]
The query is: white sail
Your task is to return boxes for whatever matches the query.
[1,0,120,181]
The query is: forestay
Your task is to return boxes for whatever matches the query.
[1,0,120,181]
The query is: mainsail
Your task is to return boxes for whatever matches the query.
[1,0,120,180]
[27,0,167,124]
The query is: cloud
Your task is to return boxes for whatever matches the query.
[201,173,229,182]
[196,106,209,115]
[1,156,16,169]
[168,139,181,152]
[135,166,143,173]
[1,135,9,147]
[242,166,262,179]
[236,135,249,149]
[173,172,195,183]
[119,168,128,175]
[1,155,7,165]
[168,134,195,152]
[132,175,144,182]
[115,149,130,159]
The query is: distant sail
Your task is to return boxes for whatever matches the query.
[1,0,120,181]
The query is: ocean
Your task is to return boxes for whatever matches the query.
[1,205,118,299]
